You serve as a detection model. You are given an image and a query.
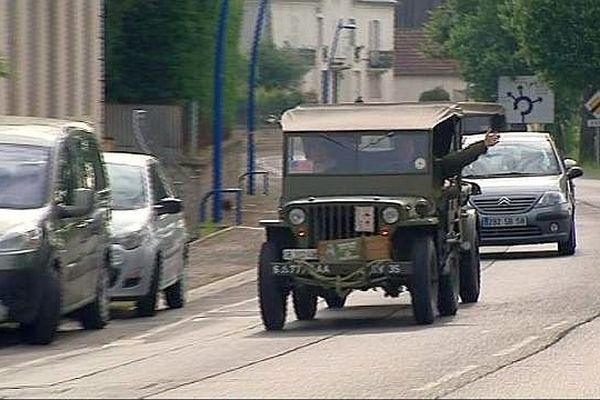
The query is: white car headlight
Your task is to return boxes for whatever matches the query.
[536,191,567,208]
[288,208,306,225]
[115,228,147,250]
[382,207,400,224]
[0,227,42,253]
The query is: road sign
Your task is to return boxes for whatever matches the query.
[585,91,600,118]
[587,119,600,128]
[498,76,555,124]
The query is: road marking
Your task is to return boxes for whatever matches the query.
[101,339,146,349]
[413,365,479,392]
[544,320,570,331]
[492,335,539,357]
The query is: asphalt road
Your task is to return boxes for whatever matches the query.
[1,179,600,399]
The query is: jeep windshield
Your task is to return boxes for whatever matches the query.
[286,131,429,175]
[462,138,561,178]
[0,144,51,209]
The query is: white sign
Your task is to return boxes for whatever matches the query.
[498,76,555,124]
[585,91,600,118]
[587,119,600,128]
[354,206,375,233]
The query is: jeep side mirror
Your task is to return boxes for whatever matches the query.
[567,166,583,179]
[58,188,94,218]
[563,158,578,170]
[154,197,183,215]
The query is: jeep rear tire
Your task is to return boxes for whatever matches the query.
[459,235,481,303]
[438,255,459,316]
[258,242,288,330]
[292,286,317,320]
[21,269,61,345]
[410,236,438,325]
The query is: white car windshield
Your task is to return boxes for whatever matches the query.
[462,138,561,178]
[0,144,50,209]
[106,163,148,210]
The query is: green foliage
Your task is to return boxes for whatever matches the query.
[257,42,312,89]
[0,57,8,78]
[419,86,451,101]
[256,87,304,122]
[423,0,531,101]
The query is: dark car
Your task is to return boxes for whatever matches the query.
[0,117,112,344]
[463,132,583,255]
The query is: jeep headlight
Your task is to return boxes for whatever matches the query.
[288,208,306,225]
[0,227,43,253]
[414,199,433,217]
[382,207,400,224]
[536,191,567,208]
[114,227,148,250]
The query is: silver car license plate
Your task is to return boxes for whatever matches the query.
[482,216,527,227]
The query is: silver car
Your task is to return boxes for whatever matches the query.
[103,152,188,316]
[462,132,583,255]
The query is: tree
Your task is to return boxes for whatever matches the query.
[509,0,600,161]
[423,0,531,101]
[257,42,311,89]
[419,86,450,101]
[0,57,8,78]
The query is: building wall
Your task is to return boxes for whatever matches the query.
[393,75,467,102]
[0,0,104,134]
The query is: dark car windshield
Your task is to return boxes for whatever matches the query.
[462,138,561,178]
[106,163,148,210]
[0,144,51,209]
[287,131,429,175]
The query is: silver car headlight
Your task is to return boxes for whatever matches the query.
[288,208,306,225]
[0,227,43,253]
[536,191,567,208]
[382,207,400,224]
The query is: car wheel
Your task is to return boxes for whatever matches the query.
[459,235,481,303]
[78,266,110,330]
[410,235,438,325]
[558,216,577,256]
[258,242,288,331]
[21,268,61,345]
[323,290,347,309]
[292,286,317,321]
[136,258,161,317]
[438,254,459,316]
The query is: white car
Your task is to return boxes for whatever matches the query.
[103,152,188,316]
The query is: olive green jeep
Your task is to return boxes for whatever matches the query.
[258,102,487,330]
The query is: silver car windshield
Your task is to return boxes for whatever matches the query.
[287,131,429,175]
[0,144,50,209]
[463,139,561,178]
[106,163,148,210]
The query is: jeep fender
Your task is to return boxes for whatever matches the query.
[260,220,295,248]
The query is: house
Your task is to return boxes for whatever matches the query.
[242,0,397,103]
[0,0,104,133]
[393,0,467,102]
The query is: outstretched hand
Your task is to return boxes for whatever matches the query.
[484,130,500,147]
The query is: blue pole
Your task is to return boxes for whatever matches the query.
[247,0,268,195]
[213,0,229,223]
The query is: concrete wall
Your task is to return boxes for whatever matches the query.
[393,75,468,102]
[0,0,103,133]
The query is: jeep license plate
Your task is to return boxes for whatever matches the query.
[282,249,318,261]
[482,216,527,227]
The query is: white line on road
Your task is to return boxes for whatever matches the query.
[492,335,539,357]
[413,365,480,392]
[544,320,570,331]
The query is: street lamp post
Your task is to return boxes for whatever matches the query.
[322,18,356,104]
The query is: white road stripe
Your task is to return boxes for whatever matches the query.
[543,320,570,331]
[413,365,479,392]
[492,335,539,357]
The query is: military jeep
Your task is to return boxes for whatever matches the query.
[258,102,483,330]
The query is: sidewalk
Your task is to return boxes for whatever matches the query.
[186,129,282,290]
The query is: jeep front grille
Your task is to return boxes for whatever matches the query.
[305,205,379,247]
[472,195,538,214]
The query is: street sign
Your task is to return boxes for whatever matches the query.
[587,119,600,128]
[585,91,600,118]
[498,76,555,124]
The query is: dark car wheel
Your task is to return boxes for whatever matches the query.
[438,255,459,316]
[410,235,438,325]
[136,258,161,317]
[78,266,110,330]
[459,235,481,303]
[558,216,577,256]
[292,286,317,321]
[258,242,288,330]
[165,249,187,309]
[21,269,61,345]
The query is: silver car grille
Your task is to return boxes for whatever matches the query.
[472,195,538,214]
[305,204,380,247]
